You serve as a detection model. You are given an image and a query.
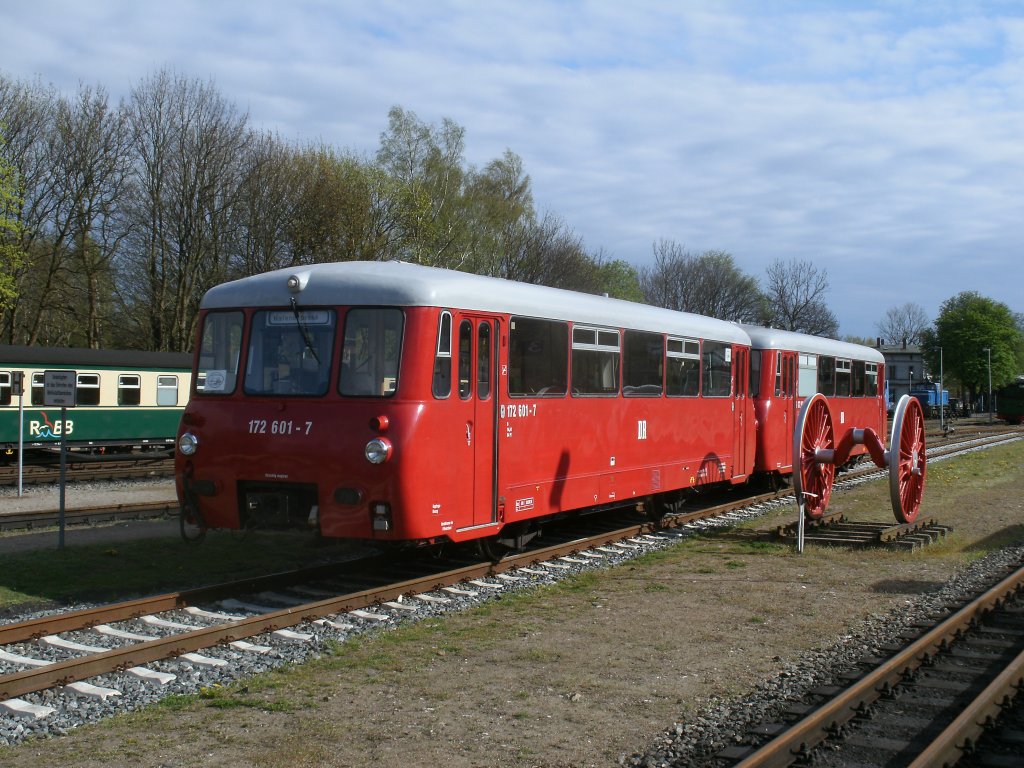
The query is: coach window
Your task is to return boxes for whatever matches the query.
[571,326,620,396]
[31,373,45,405]
[702,341,732,397]
[198,311,244,395]
[817,356,835,396]
[0,373,10,406]
[477,322,492,399]
[852,361,866,397]
[748,350,761,397]
[457,320,472,399]
[339,308,402,398]
[432,311,452,399]
[666,337,700,397]
[623,330,663,396]
[508,317,568,397]
[835,359,852,397]
[157,376,179,406]
[865,363,879,397]
[77,374,101,406]
[118,374,141,406]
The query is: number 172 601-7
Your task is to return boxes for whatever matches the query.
[248,419,313,435]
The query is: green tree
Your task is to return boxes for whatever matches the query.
[0,136,25,310]
[921,291,1021,406]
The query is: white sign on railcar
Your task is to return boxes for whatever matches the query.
[43,370,77,407]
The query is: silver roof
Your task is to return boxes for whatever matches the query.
[739,324,884,363]
[202,261,751,344]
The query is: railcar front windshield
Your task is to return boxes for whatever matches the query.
[339,308,404,397]
[244,309,336,396]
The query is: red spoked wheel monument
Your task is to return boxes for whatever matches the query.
[793,394,926,525]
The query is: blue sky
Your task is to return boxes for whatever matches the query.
[3,1,1022,338]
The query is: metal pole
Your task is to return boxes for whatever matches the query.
[17,390,24,498]
[58,406,67,550]
[985,347,992,423]
[939,348,944,430]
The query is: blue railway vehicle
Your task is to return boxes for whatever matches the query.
[910,383,949,418]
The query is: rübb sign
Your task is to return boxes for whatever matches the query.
[43,370,77,407]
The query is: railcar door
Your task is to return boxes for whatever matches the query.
[780,351,798,468]
[732,346,749,480]
[455,314,500,528]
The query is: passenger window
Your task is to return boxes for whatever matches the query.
[774,354,783,397]
[817,356,835,396]
[157,375,179,406]
[508,317,568,397]
[571,326,620,396]
[852,361,866,397]
[667,337,700,397]
[835,359,852,397]
[432,311,452,399]
[118,374,141,406]
[477,322,491,400]
[31,372,44,405]
[865,363,879,397]
[702,341,732,397]
[458,320,472,399]
[623,330,663,396]
[77,373,101,406]
[0,372,10,406]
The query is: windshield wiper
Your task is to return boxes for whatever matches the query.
[290,296,320,364]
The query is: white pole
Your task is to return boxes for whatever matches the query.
[17,389,24,497]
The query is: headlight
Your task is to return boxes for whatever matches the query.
[364,437,392,464]
[178,432,199,456]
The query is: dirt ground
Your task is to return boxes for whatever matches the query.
[4,440,1023,768]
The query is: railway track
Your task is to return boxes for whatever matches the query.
[0,429,1019,741]
[713,561,1024,768]
[2,429,1018,536]
[0,457,174,488]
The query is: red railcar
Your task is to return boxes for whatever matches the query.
[742,325,887,479]
[176,262,756,548]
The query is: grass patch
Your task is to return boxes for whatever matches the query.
[0,527,352,610]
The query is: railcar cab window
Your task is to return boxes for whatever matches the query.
[667,337,700,397]
[0,372,11,406]
[339,308,403,398]
[432,311,452,398]
[75,374,100,406]
[197,311,244,395]
[571,326,620,396]
[508,317,568,397]
[702,341,732,397]
[623,330,663,396]
[458,320,472,399]
[245,309,335,397]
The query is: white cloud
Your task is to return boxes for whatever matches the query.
[2,0,1022,335]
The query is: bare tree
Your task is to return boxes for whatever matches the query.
[119,69,250,351]
[639,240,763,322]
[876,302,929,345]
[761,257,839,337]
[48,84,130,347]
